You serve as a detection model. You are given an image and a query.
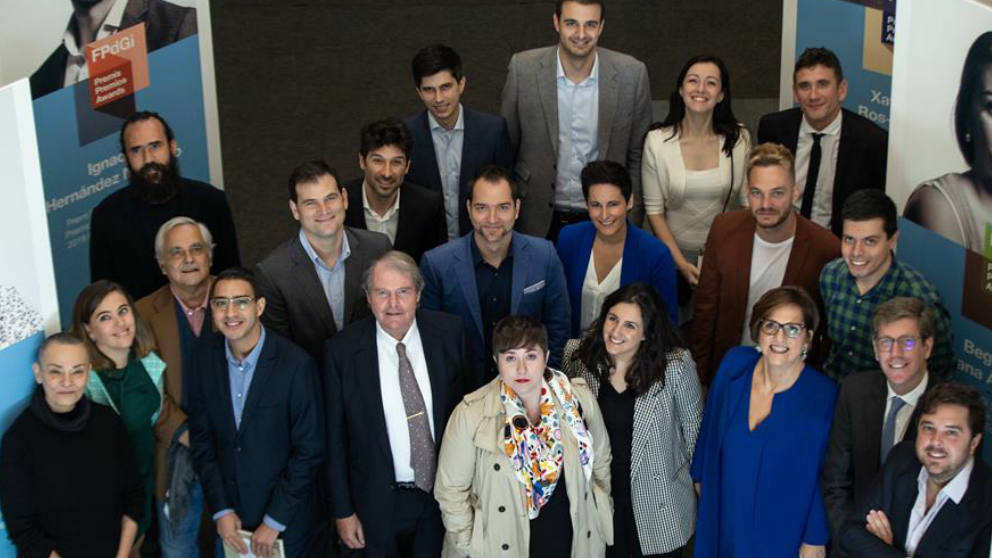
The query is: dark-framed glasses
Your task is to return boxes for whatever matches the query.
[209,296,256,311]
[874,336,919,352]
[759,319,806,339]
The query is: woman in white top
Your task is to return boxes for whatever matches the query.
[642,55,750,293]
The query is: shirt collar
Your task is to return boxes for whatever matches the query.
[62,0,129,58]
[362,180,401,219]
[375,317,421,347]
[225,325,266,368]
[170,278,211,314]
[917,456,974,505]
[298,228,351,271]
[886,371,929,406]
[428,104,465,132]
[800,109,842,137]
[470,234,514,267]
[555,48,599,85]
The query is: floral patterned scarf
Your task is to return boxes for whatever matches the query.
[500,368,595,519]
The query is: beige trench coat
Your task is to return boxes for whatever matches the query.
[435,375,613,558]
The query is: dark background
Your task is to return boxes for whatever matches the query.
[209,0,783,266]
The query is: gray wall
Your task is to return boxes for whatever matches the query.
[210,0,783,266]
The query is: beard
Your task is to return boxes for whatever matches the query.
[130,156,181,204]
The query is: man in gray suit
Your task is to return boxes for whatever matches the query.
[256,160,391,363]
[500,0,652,240]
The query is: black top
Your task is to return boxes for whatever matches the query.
[598,380,636,506]
[529,469,573,558]
[471,237,513,379]
[0,389,143,558]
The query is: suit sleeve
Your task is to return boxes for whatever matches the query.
[689,222,721,384]
[500,54,521,156]
[419,252,442,311]
[649,242,679,325]
[838,445,907,558]
[821,379,856,545]
[0,427,56,557]
[544,245,572,369]
[90,204,113,282]
[627,61,652,224]
[187,352,231,515]
[255,262,291,339]
[264,356,326,525]
[641,132,665,215]
[324,342,355,518]
[209,194,242,272]
[494,116,515,171]
[671,349,703,459]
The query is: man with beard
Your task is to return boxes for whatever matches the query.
[343,118,446,264]
[690,142,839,386]
[90,111,240,300]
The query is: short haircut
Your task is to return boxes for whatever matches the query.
[794,47,844,82]
[469,165,520,201]
[840,189,898,238]
[287,160,340,202]
[36,332,86,363]
[359,117,413,160]
[69,280,156,371]
[154,216,215,263]
[119,110,174,155]
[872,297,936,341]
[210,267,262,300]
[362,250,425,295]
[555,0,605,19]
[746,142,796,183]
[412,44,463,86]
[748,285,820,342]
[580,160,632,201]
[493,315,549,356]
[954,32,992,165]
[917,382,986,439]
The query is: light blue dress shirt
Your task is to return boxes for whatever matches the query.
[429,105,465,240]
[298,228,351,331]
[555,50,600,212]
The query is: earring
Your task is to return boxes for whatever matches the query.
[966,131,972,143]
[801,345,809,360]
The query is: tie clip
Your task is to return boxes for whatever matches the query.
[407,411,425,420]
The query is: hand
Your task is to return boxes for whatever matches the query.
[694,482,701,497]
[178,430,190,447]
[336,514,366,549]
[677,259,700,287]
[865,509,893,545]
[799,543,825,558]
[216,513,247,555]
[251,523,279,558]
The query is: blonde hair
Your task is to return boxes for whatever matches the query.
[746,142,795,183]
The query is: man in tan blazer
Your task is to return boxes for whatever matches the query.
[690,143,839,385]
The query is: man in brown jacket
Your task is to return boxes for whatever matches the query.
[690,143,840,385]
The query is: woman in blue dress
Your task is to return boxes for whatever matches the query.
[690,286,836,558]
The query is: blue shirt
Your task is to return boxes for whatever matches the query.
[555,49,600,212]
[298,228,351,331]
[429,106,465,240]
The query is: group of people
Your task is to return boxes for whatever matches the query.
[1,1,990,558]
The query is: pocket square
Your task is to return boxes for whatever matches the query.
[522,280,546,294]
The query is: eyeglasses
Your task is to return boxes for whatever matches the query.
[209,296,256,311]
[759,319,806,339]
[874,336,919,352]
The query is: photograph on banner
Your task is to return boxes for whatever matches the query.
[887,0,992,460]
[791,0,893,129]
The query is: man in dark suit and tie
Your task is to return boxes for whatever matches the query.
[343,118,447,263]
[406,44,514,240]
[188,267,325,558]
[839,382,992,558]
[256,160,391,363]
[325,251,470,558]
[757,47,888,236]
[822,297,941,555]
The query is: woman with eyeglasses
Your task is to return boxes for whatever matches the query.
[70,280,187,555]
[690,286,837,558]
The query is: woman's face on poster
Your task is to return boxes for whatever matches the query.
[969,65,992,172]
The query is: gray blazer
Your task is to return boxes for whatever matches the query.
[255,227,390,363]
[500,46,652,236]
[564,340,702,555]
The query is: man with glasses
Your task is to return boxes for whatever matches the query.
[819,189,953,383]
[690,143,839,386]
[822,297,942,556]
[188,267,324,558]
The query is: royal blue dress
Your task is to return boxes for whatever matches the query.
[690,346,837,557]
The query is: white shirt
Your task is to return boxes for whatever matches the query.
[555,50,600,212]
[884,372,929,445]
[906,457,974,556]
[428,106,465,240]
[580,254,622,332]
[62,0,129,87]
[362,181,400,245]
[794,111,841,228]
[376,320,435,483]
[741,234,794,344]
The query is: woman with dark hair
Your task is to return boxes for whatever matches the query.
[691,286,836,558]
[642,55,750,313]
[905,31,992,252]
[69,280,186,553]
[565,282,702,557]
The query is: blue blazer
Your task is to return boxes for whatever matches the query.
[419,232,570,384]
[188,329,325,557]
[405,107,514,236]
[556,220,677,336]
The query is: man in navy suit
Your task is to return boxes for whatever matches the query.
[326,251,470,557]
[188,267,324,558]
[405,44,514,240]
[420,165,570,383]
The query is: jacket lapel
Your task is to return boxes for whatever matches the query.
[510,233,527,313]
[290,237,338,335]
[863,373,887,470]
[357,328,395,460]
[453,236,484,337]
[212,339,238,437]
[597,54,618,157]
[342,228,364,324]
[782,215,811,285]
[537,48,560,158]
[730,214,757,316]
[416,111,444,190]
[418,314,450,444]
[630,380,663,478]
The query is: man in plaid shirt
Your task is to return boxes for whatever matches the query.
[819,190,954,382]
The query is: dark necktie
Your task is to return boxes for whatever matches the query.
[800,132,825,218]
[880,396,907,463]
[396,342,436,492]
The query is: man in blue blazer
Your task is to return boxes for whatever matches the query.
[405,44,514,240]
[420,165,570,384]
[188,268,324,558]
